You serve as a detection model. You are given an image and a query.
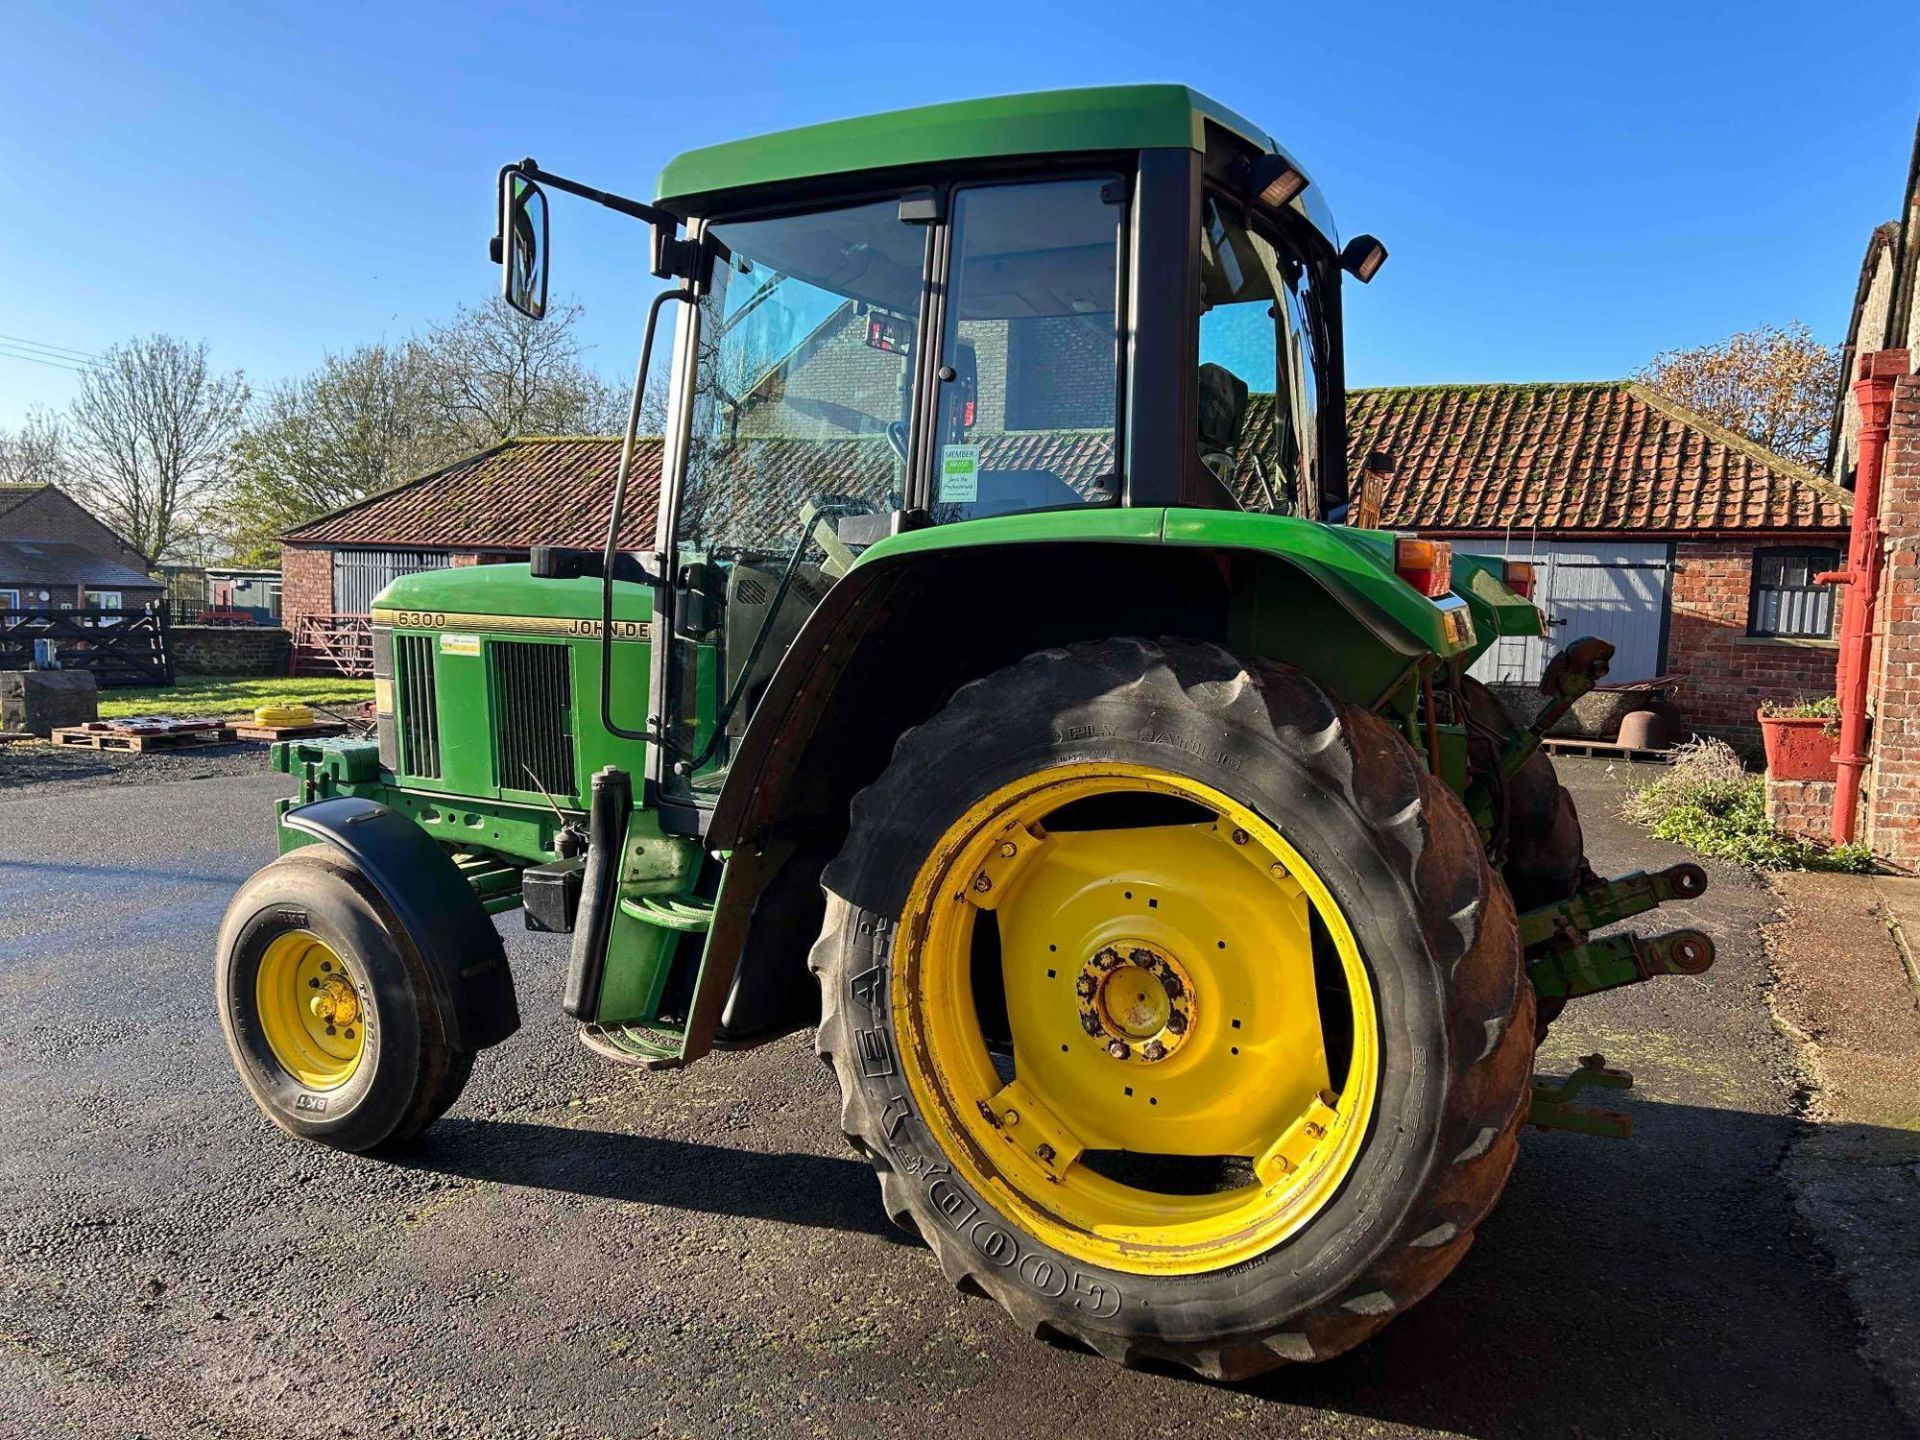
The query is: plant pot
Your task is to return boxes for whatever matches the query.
[1759,714,1837,782]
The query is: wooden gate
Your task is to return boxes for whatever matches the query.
[0,607,175,686]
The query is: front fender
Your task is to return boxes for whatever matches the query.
[282,796,520,1050]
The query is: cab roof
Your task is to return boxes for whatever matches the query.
[655,84,1329,235]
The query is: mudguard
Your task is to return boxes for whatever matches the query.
[282,795,521,1050]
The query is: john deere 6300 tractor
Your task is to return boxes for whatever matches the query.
[216,86,1715,1378]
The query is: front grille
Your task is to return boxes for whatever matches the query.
[393,633,441,779]
[492,640,574,799]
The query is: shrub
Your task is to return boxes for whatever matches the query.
[1621,737,1873,873]
[1757,695,1839,720]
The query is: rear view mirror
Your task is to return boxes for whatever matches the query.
[496,169,549,319]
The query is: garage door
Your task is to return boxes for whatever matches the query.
[1467,541,1671,685]
[332,549,452,615]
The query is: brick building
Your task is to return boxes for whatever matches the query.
[1346,382,1850,749]
[0,483,159,609]
[1783,117,1920,865]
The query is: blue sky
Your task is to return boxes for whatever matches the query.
[2,1,1916,426]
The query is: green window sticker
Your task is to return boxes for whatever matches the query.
[939,444,980,503]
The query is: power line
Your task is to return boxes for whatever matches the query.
[0,332,98,361]
[0,345,91,374]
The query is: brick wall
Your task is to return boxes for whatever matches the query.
[1764,776,1836,843]
[281,545,332,629]
[1665,539,1844,753]
[1864,369,1920,866]
[170,625,291,676]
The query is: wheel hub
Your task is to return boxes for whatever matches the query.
[309,975,360,1028]
[1077,943,1192,1062]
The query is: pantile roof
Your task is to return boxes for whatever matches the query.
[1342,381,1850,534]
[283,381,1849,552]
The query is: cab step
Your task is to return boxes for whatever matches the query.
[578,1018,688,1070]
[617,893,715,932]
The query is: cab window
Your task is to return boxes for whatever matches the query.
[1196,195,1319,514]
[931,177,1125,522]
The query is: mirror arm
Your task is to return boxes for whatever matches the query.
[511,158,673,230]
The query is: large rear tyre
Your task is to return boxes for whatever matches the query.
[812,638,1532,1379]
[1459,677,1589,1037]
[215,848,474,1151]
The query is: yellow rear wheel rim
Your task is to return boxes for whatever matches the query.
[892,762,1380,1277]
[255,930,366,1090]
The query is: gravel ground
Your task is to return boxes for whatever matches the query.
[0,759,1911,1439]
[0,737,273,799]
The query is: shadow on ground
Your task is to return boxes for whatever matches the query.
[411,1097,1912,1439]
[399,1117,908,1242]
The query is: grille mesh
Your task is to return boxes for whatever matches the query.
[393,633,441,779]
[492,641,574,798]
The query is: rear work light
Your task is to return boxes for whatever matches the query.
[1503,559,1537,600]
[1394,537,1454,597]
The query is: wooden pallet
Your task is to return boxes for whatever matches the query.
[1541,736,1672,763]
[229,720,351,741]
[51,724,234,752]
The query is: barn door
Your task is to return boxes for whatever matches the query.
[331,549,452,615]
[1467,541,1671,685]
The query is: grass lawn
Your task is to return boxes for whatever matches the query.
[99,674,375,720]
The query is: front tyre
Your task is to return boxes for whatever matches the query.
[215,848,473,1152]
[812,639,1531,1379]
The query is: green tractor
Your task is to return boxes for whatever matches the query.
[216,85,1715,1378]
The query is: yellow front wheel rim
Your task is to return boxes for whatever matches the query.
[893,762,1380,1276]
[255,930,366,1090]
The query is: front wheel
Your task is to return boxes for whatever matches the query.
[215,848,474,1151]
[812,639,1532,1379]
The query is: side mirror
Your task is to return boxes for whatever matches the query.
[495,168,549,319]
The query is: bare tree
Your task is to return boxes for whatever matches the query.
[220,342,449,564]
[1636,321,1840,469]
[0,408,70,488]
[65,336,249,561]
[418,298,628,448]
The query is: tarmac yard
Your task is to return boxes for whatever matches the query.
[1,758,1914,1439]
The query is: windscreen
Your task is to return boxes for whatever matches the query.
[667,198,927,796]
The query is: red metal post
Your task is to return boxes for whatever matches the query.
[1823,351,1908,844]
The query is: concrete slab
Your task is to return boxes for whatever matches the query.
[1768,869,1920,1429]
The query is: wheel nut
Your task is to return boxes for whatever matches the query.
[1231,828,1249,845]
[999,841,1018,858]
[1035,1143,1056,1164]
[1107,1039,1130,1060]
[1269,862,1288,878]
[1141,1040,1166,1062]
[971,873,992,893]
[1002,1110,1019,1126]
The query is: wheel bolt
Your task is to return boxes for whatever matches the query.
[999,842,1018,858]
[1107,1039,1129,1060]
[1269,862,1288,878]
[972,873,992,893]
[1002,1110,1019,1126]
[1231,828,1249,845]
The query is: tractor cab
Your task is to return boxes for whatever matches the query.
[494,86,1387,814]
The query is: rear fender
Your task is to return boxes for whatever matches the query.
[282,796,520,1050]
[695,512,1469,1052]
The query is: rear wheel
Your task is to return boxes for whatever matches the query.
[215,848,474,1151]
[813,638,1532,1378]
